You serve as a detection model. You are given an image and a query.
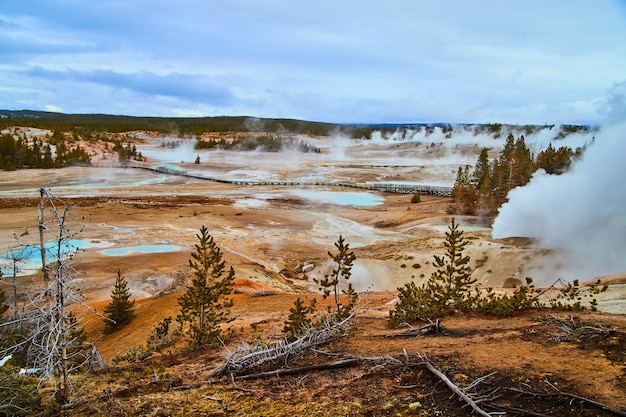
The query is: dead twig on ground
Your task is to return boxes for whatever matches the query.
[505,385,626,417]
[382,319,444,338]
[214,312,356,376]
[234,358,361,381]
[417,353,491,417]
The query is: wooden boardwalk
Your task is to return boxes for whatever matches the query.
[96,163,453,197]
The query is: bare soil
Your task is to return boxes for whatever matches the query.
[1,131,625,415]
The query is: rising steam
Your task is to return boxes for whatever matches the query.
[492,122,626,282]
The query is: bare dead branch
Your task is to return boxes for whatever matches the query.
[383,319,444,338]
[234,358,361,381]
[418,355,491,417]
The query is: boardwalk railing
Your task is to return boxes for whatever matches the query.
[94,163,453,197]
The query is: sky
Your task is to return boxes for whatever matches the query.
[1,1,625,124]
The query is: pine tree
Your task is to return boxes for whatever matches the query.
[103,270,136,333]
[472,147,491,190]
[177,226,235,347]
[315,235,358,320]
[428,218,476,312]
[450,166,476,215]
[282,298,316,341]
[389,219,476,324]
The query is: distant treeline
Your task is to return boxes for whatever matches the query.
[195,135,320,153]
[449,133,585,215]
[0,130,90,170]
[0,110,342,137]
[0,110,593,139]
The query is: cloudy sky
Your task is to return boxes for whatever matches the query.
[1,1,625,124]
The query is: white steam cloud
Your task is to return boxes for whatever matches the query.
[492,122,626,283]
[367,125,595,153]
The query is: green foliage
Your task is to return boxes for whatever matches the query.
[449,166,476,215]
[112,346,151,365]
[194,154,200,164]
[146,316,178,353]
[177,226,235,347]
[389,281,439,324]
[103,270,136,333]
[473,278,541,317]
[452,134,582,215]
[390,220,544,325]
[112,317,180,364]
[410,192,421,204]
[314,235,358,320]
[282,298,316,341]
[112,141,144,163]
[0,111,336,137]
[195,135,320,153]
[423,219,476,312]
[0,366,42,416]
[549,279,608,312]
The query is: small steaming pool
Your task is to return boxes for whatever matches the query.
[234,189,385,207]
[100,244,181,256]
[290,190,384,206]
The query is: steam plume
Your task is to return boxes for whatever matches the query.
[492,122,626,282]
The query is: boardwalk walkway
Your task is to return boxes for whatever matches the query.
[95,163,453,197]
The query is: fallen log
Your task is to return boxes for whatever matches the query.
[234,358,360,381]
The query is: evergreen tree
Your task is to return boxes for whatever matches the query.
[103,270,136,333]
[427,218,476,312]
[536,143,557,174]
[513,135,534,187]
[389,219,476,324]
[282,298,316,341]
[450,166,476,215]
[472,147,491,190]
[315,235,358,320]
[177,226,235,347]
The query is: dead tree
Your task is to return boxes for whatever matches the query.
[0,188,98,407]
[0,240,36,327]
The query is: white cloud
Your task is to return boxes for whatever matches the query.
[0,1,625,123]
[44,104,62,112]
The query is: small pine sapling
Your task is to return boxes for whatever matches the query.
[282,298,316,341]
[315,235,358,320]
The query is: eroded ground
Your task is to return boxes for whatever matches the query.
[1,131,625,415]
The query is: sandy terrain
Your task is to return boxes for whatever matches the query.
[1,131,625,415]
[1,132,624,312]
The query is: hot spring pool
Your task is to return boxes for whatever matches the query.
[0,239,110,276]
[290,190,384,206]
[100,244,181,256]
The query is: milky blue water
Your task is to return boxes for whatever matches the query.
[0,239,100,276]
[101,244,180,256]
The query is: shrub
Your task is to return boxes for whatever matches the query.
[282,298,316,341]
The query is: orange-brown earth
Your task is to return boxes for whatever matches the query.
[0,131,625,415]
